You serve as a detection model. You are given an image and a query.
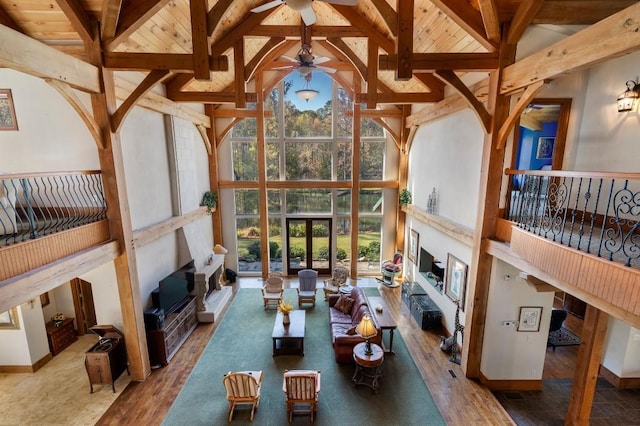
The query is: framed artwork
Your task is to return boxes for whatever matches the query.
[536,137,555,159]
[0,307,20,330]
[445,253,468,310]
[408,228,419,263]
[0,89,18,131]
[40,292,50,307]
[518,306,543,332]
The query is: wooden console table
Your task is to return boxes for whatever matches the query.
[46,318,77,356]
[147,296,198,365]
[367,296,397,354]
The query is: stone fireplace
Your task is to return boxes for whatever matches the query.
[193,253,231,323]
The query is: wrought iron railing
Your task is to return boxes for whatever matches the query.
[0,170,107,247]
[504,169,640,269]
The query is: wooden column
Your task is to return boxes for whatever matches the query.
[205,104,223,246]
[350,77,362,279]
[461,28,515,379]
[255,73,269,277]
[565,305,609,425]
[87,26,150,380]
[395,105,411,253]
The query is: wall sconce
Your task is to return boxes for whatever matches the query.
[617,80,640,112]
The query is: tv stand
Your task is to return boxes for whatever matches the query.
[146,295,198,366]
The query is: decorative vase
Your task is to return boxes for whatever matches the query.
[282,313,290,326]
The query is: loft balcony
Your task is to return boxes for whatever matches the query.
[0,171,111,282]
[494,169,640,326]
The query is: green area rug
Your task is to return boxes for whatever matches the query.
[163,288,445,425]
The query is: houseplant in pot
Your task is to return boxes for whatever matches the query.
[200,191,218,214]
[399,188,412,206]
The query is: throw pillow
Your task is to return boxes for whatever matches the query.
[346,325,357,335]
[334,295,354,314]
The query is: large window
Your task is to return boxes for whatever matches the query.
[230,72,388,275]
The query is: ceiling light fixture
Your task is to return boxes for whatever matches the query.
[617,80,640,112]
[295,74,319,102]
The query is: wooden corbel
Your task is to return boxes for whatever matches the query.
[195,123,212,155]
[496,80,547,149]
[435,69,492,133]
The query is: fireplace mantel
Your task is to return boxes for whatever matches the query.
[194,254,231,323]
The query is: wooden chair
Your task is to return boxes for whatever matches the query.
[297,269,317,308]
[322,266,349,300]
[222,370,263,422]
[282,370,321,423]
[261,275,284,309]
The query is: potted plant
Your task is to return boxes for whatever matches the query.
[399,188,412,206]
[200,191,218,214]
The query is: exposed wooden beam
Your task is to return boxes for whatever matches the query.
[371,0,398,36]
[45,79,103,149]
[195,124,212,155]
[164,72,195,93]
[374,117,400,147]
[413,73,446,99]
[204,104,223,246]
[345,109,403,118]
[325,38,367,81]
[245,37,286,81]
[356,92,445,104]
[133,208,208,248]
[0,6,24,32]
[190,0,211,81]
[106,0,171,51]
[429,0,497,51]
[211,8,278,56]
[168,91,257,104]
[212,109,273,118]
[507,0,545,45]
[496,80,546,148]
[396,0,414,81]
[477,0,500,44]
[100,0,123,39]
[501,3,640,94]
[405,205,474,246]
[331,4,395,53]
[233,39,246,108]
[216,117,241,145]
[206,0,233,35]
[435,70,492,132]
[0,25,100,93]
[533,1,638,25]
[104,52,228,72]
[56,0,94,45]
[380,53,500,71]
[247,25,365,38]
[518,272,559,292]
[111,70,171,132]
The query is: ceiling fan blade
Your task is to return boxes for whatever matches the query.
[313,56,331,65]
[300,6,317,26]
[316,66,336,74]
[281,56,299,63]
[320,0,358,5]
[251,0,284,13]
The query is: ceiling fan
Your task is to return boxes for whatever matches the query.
[251,0,358,26]
[276,44,336,77]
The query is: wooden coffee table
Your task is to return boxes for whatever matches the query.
[367,296,397,354]
[272,310,306,356]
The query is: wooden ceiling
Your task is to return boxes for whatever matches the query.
[0,0,636,108]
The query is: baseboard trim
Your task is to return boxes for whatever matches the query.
[479,371,542,391]
[600,365,640,389]
[0,353,52,373]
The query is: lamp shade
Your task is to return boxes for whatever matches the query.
[213,244,228,255]
[617,80,639,112]
[355,315,377,339]
[295,88,319,102]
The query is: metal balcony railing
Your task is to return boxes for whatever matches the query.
[0,170,107,247]
[504,169,640,269]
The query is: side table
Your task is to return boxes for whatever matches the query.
[352,342,384,393]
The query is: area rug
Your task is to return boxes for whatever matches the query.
[162,288,445,425]
[547,327,581,348]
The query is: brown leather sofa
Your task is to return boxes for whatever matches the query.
[328,287,382,364]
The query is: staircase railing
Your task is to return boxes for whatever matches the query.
[0,170,107,247]
[504,169,640,269]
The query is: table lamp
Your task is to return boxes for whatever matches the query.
[356,315,377,356]
[213,244,228,255]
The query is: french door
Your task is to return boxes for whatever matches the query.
[286,218,331,275]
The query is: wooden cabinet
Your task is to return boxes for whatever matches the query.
[46,318,77,356]
[147,296,198,366]
[84,325,128,393]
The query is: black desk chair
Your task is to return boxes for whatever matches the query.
[547,308,568,350]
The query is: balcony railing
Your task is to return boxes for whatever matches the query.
[0,170,107,247]
[504,169,640,269]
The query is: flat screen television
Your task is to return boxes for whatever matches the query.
[152,260,195,313]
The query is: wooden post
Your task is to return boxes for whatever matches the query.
[256,73,269,277]
[565,305,609,424]
[205,104,223,247]
[350,77,362,279]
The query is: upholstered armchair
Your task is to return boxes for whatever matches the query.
[262,275,284,309]
[297,269,317,308]
[380,253,403,287]
[322,266,349,300]
[282,370,321,423]
[222,370,263,421]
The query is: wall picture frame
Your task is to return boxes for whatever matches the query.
[40,292,50,307]
[536,137,555,159]
[445,253,468,310]
[0,89,18,131]
[408,228,419,263]
[0,307,20,330]
[518,306,543,332]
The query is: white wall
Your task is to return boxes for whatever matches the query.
[80,262,124,328]
[481,259,554,380]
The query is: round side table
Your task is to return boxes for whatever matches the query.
[352,342,384,393]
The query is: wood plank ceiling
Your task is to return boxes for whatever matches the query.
[0,0,636,109]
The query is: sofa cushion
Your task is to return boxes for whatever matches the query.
[351,304,370,325]
[329,307,352,324]
[334,295,354,314]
